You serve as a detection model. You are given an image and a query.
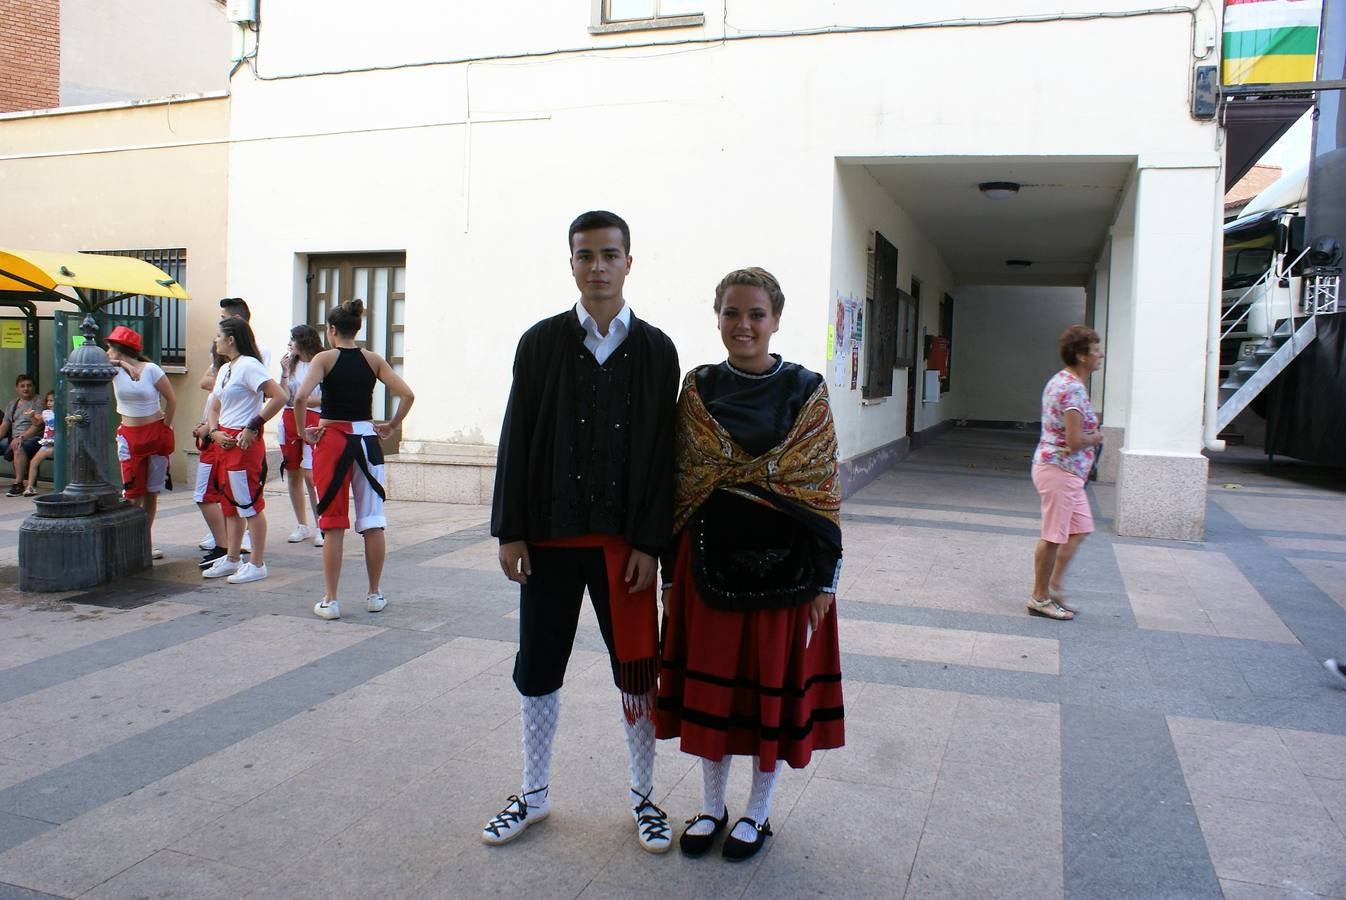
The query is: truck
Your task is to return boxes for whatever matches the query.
[1220,164,1309,379]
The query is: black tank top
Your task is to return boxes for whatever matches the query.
[320,347,377,421]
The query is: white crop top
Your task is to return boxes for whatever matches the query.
[212,356,272,428]
[113,363,166,417]
[283,359,321,409]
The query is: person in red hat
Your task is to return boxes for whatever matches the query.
[107,325,177,559]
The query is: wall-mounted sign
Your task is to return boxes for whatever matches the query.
[0,321,25,349]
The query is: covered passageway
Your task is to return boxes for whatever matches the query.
[831,154,1222,540]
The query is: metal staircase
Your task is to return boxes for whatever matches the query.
[1215,261,1340,432]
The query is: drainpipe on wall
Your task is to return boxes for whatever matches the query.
[1203,164,1227,452]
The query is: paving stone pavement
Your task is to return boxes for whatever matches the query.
[0,428,1343,899]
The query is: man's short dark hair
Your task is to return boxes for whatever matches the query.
[219,297,251,320]
[14,374,33,387]
[568,210,630,253]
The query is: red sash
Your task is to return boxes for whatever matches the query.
[533,533,658,722]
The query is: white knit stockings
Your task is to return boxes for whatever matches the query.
[520,690,560,804]
[621,693,656,807]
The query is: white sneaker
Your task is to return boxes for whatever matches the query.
[1325,659,1346,688]
[202,556,240,579]
[151,548,164,560]
[198,534,216,551]
[227,561,269,584]
[366,592,387,613]
[313,599,340,620]
[241,531,253,553]
[287,524,312,543]
[482,788,550,846]
[314,530,325,548]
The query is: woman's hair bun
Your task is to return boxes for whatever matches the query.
[345,299,365,316]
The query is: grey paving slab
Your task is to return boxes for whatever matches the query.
[80,849,268,900]
[0,428,1342,897]
[0,609,246,704]
[0,628,445,849]
[0,882,61,900]
[1060,704,1221,899]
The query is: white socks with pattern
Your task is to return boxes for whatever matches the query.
[686,756,732,836]
[621,694,656,807]
[729,757,779,842]
[520,691,559,810]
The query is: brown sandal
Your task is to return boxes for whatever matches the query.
[1027,598,1074,620]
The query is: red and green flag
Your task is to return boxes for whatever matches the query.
[1223,0,1322,84]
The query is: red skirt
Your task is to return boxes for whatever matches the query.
[655,531,845,771]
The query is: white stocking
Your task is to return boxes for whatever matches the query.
[730,757,779,841]
[686,756,731,836]
[621,694,655,807]
[520,690,559,806]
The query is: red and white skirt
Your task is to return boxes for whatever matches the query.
[116,420,174,499]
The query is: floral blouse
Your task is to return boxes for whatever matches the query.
[1034,369,1097,479]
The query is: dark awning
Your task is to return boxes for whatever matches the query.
[1221,96,1315,190]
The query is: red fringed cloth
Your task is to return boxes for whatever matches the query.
[532,534,659,723]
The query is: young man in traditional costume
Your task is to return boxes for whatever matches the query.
[483,210,681,853]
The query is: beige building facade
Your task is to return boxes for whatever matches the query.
[0,93,230,483]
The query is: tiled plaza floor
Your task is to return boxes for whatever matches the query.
[0,428,1343,899]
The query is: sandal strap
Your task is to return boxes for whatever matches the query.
[632,788,671,841]
[683,807,728,827]
[483,795,528,837]
[732,816,772,836]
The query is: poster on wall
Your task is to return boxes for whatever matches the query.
[0,321,25,350]
[829,291,839,382]
[850,301,862,390]
[830,294,865,389]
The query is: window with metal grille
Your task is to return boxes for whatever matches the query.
[83,248,188,367]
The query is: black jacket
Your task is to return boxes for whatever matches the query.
[491,309,680,556]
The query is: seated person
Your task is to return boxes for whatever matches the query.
[0,374,43,497]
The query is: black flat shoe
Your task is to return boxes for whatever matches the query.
[678,806,728,857]
[721,816,771,861]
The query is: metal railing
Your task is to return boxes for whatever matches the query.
[1220,246,1312,345]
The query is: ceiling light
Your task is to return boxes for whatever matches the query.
[1005,259,1033,268]
[978,181,1021,198]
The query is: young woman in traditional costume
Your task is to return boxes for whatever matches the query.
[294,299,414,621]
[277,324,324,548]
[656,267,844,861]
[201,316,287,584]
[107,325,176,559]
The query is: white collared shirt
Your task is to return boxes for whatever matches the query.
[575,301,631,365]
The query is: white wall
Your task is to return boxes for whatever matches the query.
[829,164,955,457]
[947,286,1085,424]
[60,0,232,106]
[225,4,1220,459]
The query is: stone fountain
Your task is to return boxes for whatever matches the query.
[18,315,150,590]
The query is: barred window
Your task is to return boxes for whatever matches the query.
[83,248,188,367]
